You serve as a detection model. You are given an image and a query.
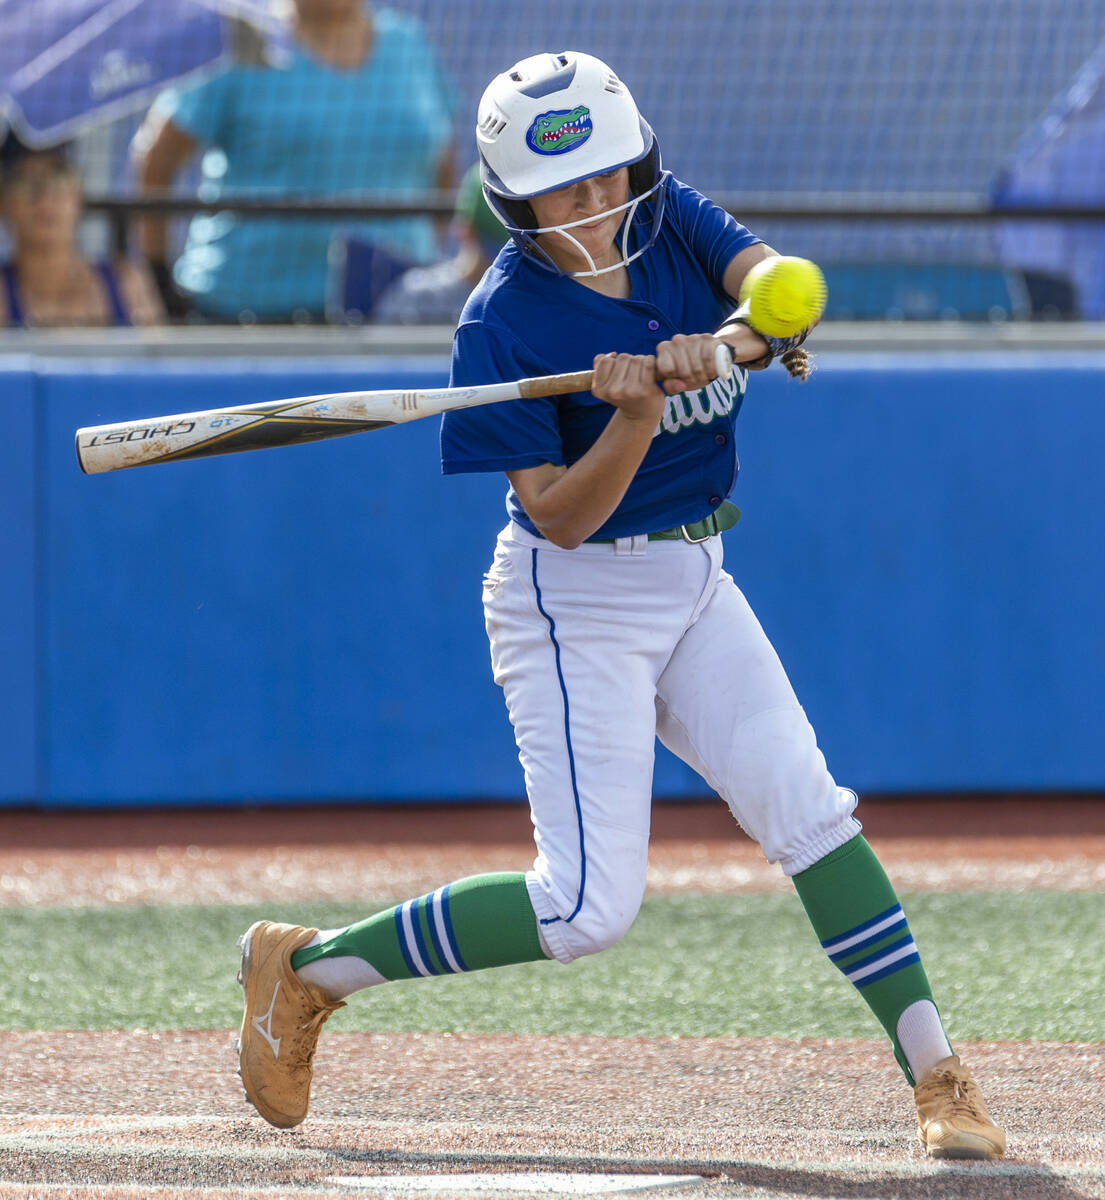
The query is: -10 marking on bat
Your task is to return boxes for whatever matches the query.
[81,420,197,447]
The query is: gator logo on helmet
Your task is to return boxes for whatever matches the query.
[525,106,593,156]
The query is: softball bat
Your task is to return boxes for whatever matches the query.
[75,344,734,474]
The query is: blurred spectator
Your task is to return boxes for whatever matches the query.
[132,0,457,323]
[0,135,163,328]
[368,163,506,324]
[991,35,1105,318]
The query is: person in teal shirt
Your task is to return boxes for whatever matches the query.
[133,1,457,321]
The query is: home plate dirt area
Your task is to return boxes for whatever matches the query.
[0,796,1102,1200]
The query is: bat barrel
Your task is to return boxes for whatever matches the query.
[74,394,407,474]
[73,371,599,475]
[73,381,521,474]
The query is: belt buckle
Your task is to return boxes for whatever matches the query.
[680,522,712,544]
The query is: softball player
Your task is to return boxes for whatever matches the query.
[237,50,1005,1160]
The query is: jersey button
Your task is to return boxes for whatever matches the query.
[709,495,722,506]
[714,433,728,445]
[647,319,660,331]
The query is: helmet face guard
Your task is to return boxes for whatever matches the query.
[476,51,667,277]
[482,164,669,278]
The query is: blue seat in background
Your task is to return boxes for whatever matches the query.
[823,262,1033,320]
[326,235,414,324]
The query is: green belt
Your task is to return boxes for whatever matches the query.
[588,500,741,544]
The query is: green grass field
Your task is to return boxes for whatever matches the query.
[3,891,1100,1041]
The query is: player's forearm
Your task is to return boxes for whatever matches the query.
[716,323,770,369]
[519,410,658,549]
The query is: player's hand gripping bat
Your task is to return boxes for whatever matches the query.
[74,345,734,475]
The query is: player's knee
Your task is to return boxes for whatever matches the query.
[529,837,649,963]
[720,704,861,872]
[556,900,640,961]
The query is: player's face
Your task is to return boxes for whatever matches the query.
[528,168,632,273]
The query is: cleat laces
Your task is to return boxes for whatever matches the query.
[914,1054,1005,1159]
[923,1065,986,1122]
[286,995,344,1076]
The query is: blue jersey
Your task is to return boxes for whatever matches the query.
[440,176,761,539]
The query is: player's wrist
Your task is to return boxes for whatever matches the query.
[718,299,811,366]
[716,305,771,369]
[608,397,665,427]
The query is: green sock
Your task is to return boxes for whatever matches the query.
[291,872,546,981]
[792,834,938,1084]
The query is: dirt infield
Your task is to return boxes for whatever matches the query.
[0,797,1102,1199]
[1,1034,1102,1198]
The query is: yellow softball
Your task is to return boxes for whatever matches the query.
[738,256,827,338]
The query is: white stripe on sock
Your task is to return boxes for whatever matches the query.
[822,906,904,956]
[845,939,917,984]
[400,900,434,977]
[430,887,464,973]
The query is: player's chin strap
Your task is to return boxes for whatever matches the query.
[716,299,814,381]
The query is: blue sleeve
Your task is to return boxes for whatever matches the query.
[667,177,762,296]
[440,320,565,475]
[154,69,237,146]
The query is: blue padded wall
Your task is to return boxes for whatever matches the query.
[732,352,1105,792]
[1,351,1102,805]
[0,368,39,801]
[38,359,517,803]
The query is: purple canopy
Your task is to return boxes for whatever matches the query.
[0,0,283,149]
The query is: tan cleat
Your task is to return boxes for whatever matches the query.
[914,1054,1006,1159]
[236,920,345,1129]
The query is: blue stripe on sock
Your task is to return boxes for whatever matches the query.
[827,916,909,964]
[393,906,420,977]
[440,883,469,973]
[840,932,917,978]
[409,897,442,976]
[424,891,455,975]
[820,903,903,950]
[853,950,922,987]
[531,548,586,924]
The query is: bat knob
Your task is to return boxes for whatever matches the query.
[714,341,734,381]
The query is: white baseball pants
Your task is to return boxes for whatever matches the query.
[482,521,861,965]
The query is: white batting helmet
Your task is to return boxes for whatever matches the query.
[475,51,667,276]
